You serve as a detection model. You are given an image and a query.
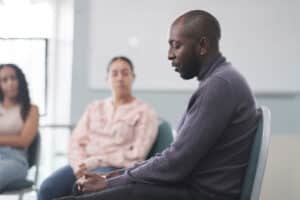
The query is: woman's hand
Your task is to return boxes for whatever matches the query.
[75,163,87,179]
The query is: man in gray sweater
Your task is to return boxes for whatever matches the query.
[58,10,258,200]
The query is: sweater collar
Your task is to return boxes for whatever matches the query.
[197,53,226,81]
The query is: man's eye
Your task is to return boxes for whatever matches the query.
[172,43,180,49]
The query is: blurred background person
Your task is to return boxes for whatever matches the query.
[0,63,39,192]
[38,56,158,200]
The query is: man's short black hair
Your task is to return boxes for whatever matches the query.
[176,10,221,48]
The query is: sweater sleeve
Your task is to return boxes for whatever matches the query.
[107,77,236,187]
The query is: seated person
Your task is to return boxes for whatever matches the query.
[56,10,259,200]
[0,64,39,192]
[38,56,158,200]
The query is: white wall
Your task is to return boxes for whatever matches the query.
[87,0,300,93]
[262,135,300,200]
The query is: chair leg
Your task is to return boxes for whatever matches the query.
[19,192,24,200]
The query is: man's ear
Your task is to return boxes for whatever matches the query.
[198,37,209,56]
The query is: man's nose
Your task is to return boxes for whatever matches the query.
[168,49,175,60]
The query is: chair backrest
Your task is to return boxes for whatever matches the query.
[27,132,41,168]
[240,106,271,200]
[147,119,173,158]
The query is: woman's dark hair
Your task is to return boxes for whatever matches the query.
[0,64,31,121]
[106,56,135,73]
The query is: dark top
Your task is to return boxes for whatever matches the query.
[107,55,258,199]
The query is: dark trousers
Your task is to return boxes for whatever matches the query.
[38,165,116,200]
[55,183,213,200]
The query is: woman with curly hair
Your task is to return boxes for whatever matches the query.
[0,64,39,191]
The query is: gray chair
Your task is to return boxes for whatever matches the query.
[240,106,271,200]
[0,132,41,200]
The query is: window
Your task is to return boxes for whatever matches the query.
[0,38,48,115]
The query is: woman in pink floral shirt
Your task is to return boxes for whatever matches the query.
[38,56,158,200]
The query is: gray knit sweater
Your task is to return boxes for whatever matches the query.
[107,55,258,199]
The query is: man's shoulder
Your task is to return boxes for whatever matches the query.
[210,63,250,90]
[213,62,242,80]
[199,62,254,102]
